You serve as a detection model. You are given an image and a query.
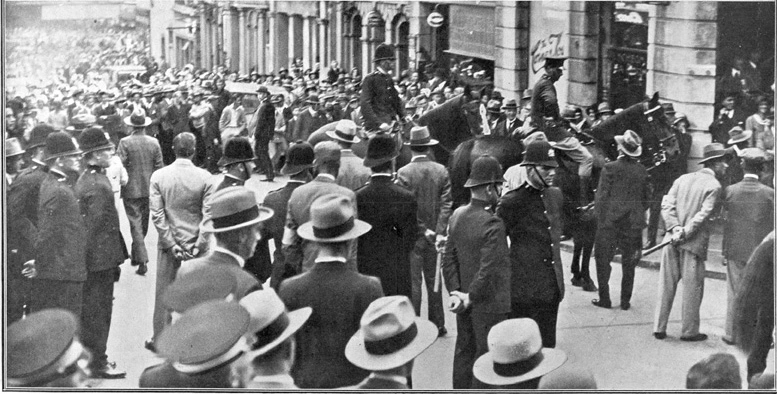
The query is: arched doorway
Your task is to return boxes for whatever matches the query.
[350,13,362,72]
[392,15,409,74]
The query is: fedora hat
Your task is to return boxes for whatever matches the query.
[363,134,399,167]
[163,266,238,313]
[698,143,728,164]
[239,289,312,356]
[345,296,437,371]
[123,107,152,128]
[615,129,643,157]
[740,147,767,165]
[6,138,25,158]
[465,155,504,188]
[661,102,676,115]
[404,126,438,147]
[727,126,752,145]
[200,187,274,233]
[521,140,559,168]
[256,85,269,95]
[8,309,87,387]
[217,137,255,167]
[374,43,396,62]
[157,300,250,375]
[597,102,613,114]
[522,89,533,100]
[327,119,361,144]
[473,318,567,386]
[561,105,578,120]
[486,100,502,114]
[44,131,82,161]
[306,93,320,105]
[65,113,96,133]
[280,140,315,175]
[297,194,371,243]
[673,112,689,126]
[78,127,114,155]
[502,99,518,110]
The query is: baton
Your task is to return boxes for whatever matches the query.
[433,250,442,293]
[643,239,672,256]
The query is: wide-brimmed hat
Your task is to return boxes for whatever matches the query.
[8,309,87,386]
[661,102,676,115]
[698,143,728,164]
[740,147,767,165]
[465,155,504,188]
[217,137,255,167]
[297,194,371,243]
[473,319,567,386]
[6,138,25,158]
[345,296,437,371]
[163,266,238,313]
[597,102,613,115]
[123,107,152,128]
[327,119,361,144]
[727,126,752,145]
[363,134,399,167]
[374,43,396,62]
[239,289,312,357]
[521,140,559,168]
[615,129,643,157]
[404,126,438,147]
[65,113,96,132]
[673,112,689,126]
[306,94,320,105]
[44,131,82,161]
[157,300,250,375]
[280,140,315,175]
[502,99,518,110]
[200,187,274,233]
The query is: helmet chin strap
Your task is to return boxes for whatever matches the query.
[529,165,549,190]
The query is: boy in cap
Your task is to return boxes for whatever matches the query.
[279,194,384,388]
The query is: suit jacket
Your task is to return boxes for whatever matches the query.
[177,250,262,297]
[265,181,306,289]
[34,169,87,282]
[93,104,124,142]
[292,108,327,142]
[278,260,383,389]
[595,156,650,233]
[443,198,511,314]
[494,117,521,138]
[397,156,453,236]
[7,162,47,262]
[139,361,232,388]
[75,166,128,271]
[355,176,419,298]
[661,168,722,259]
[252,99,275,144]
[336,150,371,191]
[708,108,747,146]
[360,70,404,131]
[165,103,192,136]
[722,176,774,262]
[283,175,358,275]
[118,132,164,199]
[531,74,561,123]
[347,374,409,389]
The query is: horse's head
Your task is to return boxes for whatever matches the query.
[418,83,488,156]
[460,84,487,135]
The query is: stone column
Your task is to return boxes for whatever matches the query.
[335,3,344,65]
[222,7,234,70]
[257,11,266,74]
[238,9,247,74]
[408,1,421,69]
[302,16,313,69]
[267,9,276,72]
[494,2,530,99]
[289,15,298,67]
[361,23,370,74]
[567,2,599,107]
[199,9,208,69]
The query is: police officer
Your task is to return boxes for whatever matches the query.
[360,43,406,134]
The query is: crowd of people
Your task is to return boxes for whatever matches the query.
[5,27,776,390]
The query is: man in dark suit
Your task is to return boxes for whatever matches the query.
[709,91,747,146]
[279,194,384,388]
[590,130,650,311]
[360,44,406,133]
[165,90,192,137]
[721,148,774,345]
[443,155,511,389]
[498,99,522,137]
[93,92,125,145]
[252,85,276,181]
[292,94,327,142]
[356,134,419,298]
[74,128,128,379]
[118,108,164,275]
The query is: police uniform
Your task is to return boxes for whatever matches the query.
[359,44,404,132]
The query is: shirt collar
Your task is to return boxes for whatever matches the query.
[250,374,295,386]
[376,66,390,75]
[309,107,317,116]
[316,173,336,181]
[744,173,760,180]
[371,173,393,178]
[369,372,407,385]
[314,256,347,264]
[173,158,194,166]
[411,155,429,162]
[213,246,245,267]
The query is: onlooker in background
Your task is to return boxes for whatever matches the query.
[685,353,742,389]
[593,102,613,127]
[219,93,246,142]
[746,97,773,147]
[269,94,288,172]
[188,90,213,167]
[709,91,747,146]
[48,98,69,130]
[6,137,25,184]
[251,85,276,182]
[330,119,370,191]
[499,99,521,137]
[292,94,327,142]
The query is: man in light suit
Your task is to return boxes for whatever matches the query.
[329,119,370,191]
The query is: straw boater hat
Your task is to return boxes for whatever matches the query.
[6,138,25,158]
[464,155,504,188]
[473,319,567,386]
[162,266,238,313]
[123,107,152,128]
[327,119,361,144]
[280,141,315,176]
[200,188,274,234]
[78,127,114,155]
[44,132,82,161]
[597,102,613,115]
[363,134,400,167]
[297,194,371,243]
[502,99,518,110]
[404,126,438,147]
[217,137,255,167]
[345,296,437,371]
[697,143,728,164]
[727,125,752,145]
[614,129,643,157]
[239,288,312,356]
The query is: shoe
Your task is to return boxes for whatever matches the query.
[582,279,598,292]
[591,299,611,309]
[571,276,585,287]
[91,361,126,379]
[680,333,708,342]
[438,327,448,337]
[144,339,156,352]
[130,260,140,266]
[653,332,667,340]
[721,336,735,345]
[620,301,631,311]
[136,262,147,276]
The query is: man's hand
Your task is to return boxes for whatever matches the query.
[22,260,37,279]
[449,291,471,313]
[378,123,392,132]
[424,229,436,244]
[670,227,685,245]
[435,234,447,252]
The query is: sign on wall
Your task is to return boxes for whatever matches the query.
[448,4,495,60]
[529,3,570,109]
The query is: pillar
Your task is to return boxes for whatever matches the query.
[493,2,530,100]
[199,9,208,69]
[335,3,344,65]
[289,15,298,67]
[408,2,421,70]
[361,23,370,74]
[238,9,247,74]
[302,16,312,69]
[257,11,266,73]
[567,2,600,107]
[222,7,234,70]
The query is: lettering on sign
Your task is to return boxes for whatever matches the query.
[531,32,565,73]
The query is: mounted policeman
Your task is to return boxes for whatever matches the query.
[359,43,409,135]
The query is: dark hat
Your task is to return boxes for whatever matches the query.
[44,131,82,161]
[239,289,312,356]
[271,94,283,104]
[297,194,371,242]
[727,126,752,145]
[544,55,567,68]
[698,143,728,164]
[306,94,320,104]
[157,300,250,374]
[163,267,238,313]
[521,140,559,168]
[256,85,269,95]
[486,100,502,114]
[78,127,114,154]
[374,43,396,62]
[123,107,152,128]
[327,119,361,144]
[218,137,255,167]
[465,155,504,188]
[522,89,533,100]
[502,99,518,110]
[491,91,503,101]
[615,129,643,157]
[65,113,96,132]
[200,187,273,233]
[597,102,613,114]
[405,126,438,147]
[6,138,25,158]
[661,102,676,115]
[281,141,315,175]
[8,309,85,386]
[363,134,399,167]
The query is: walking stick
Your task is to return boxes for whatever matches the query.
[643,239,672,256]
[434,250,442,293]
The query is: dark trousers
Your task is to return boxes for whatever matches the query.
[510,302,560,348]
[254,138,274,179]
[244,238,273,283]
[410,238,445,328]
[192,126,207,167]
[81,269,116,367]
[452,309,506,389]
[594,230,641,305]
[28,279,84,320]
[123,197,150,264]
[747,307,775,380]
[7,276,27,323]
[571,239,594,280]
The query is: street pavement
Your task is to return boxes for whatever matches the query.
[91,173,774,389]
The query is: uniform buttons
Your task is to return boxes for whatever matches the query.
[544,210,548,214]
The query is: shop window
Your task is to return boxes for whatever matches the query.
[608,2,649,109]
